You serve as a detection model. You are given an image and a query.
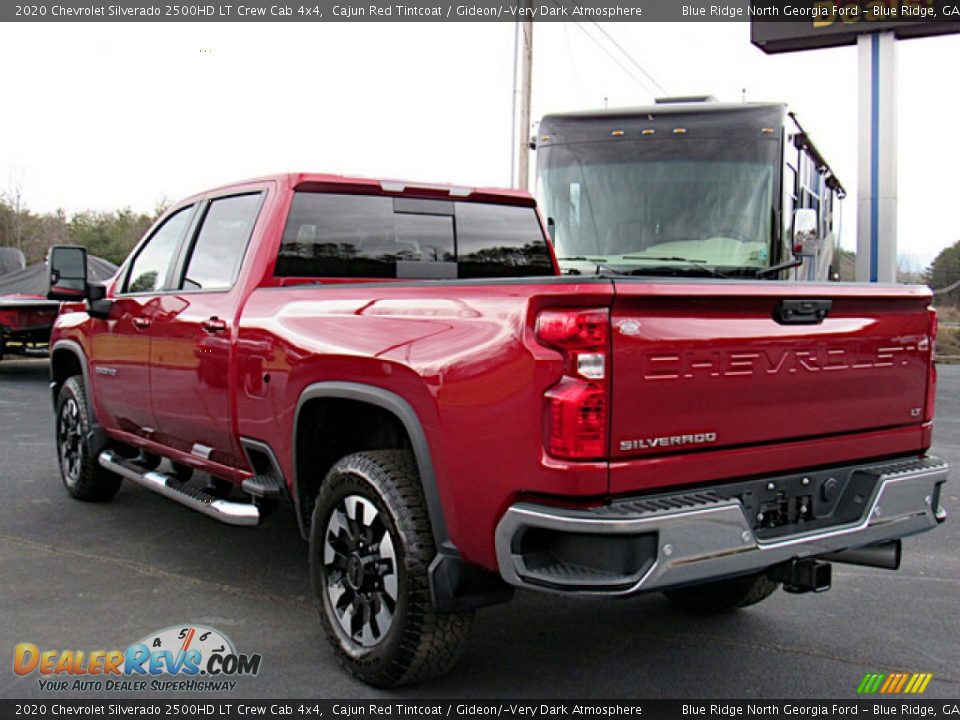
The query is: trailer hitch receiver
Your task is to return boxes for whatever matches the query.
[768,559,832,594]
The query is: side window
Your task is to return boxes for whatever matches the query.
[455,202,553,279]
[276,194,405,279]
[181,193,262,291]
[124,206,193,294]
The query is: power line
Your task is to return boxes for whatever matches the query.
[562,22,586,103]
[933,276,960,295]
[589,22,667,96]
[571,22,657,98]
[542,0,660,98]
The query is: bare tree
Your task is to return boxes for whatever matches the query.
[2,167,27,252]
[897,253,926,285]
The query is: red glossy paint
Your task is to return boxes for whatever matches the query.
[609,287,932,460]
[50,173,938,572]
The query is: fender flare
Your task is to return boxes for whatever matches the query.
[50,339,93,409]
[293,381,452,552]
[49,339,108,457]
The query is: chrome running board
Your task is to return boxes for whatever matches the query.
[98,449,259,527]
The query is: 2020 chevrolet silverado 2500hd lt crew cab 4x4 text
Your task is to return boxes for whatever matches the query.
[46,173,947,687]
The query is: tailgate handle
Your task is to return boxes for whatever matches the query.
[774,299,832,325]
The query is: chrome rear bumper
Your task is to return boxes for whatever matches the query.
[495,456,948,595]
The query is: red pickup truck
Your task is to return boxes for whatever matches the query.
[47,173,948,687]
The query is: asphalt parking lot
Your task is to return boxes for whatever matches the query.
[1,359,958,700]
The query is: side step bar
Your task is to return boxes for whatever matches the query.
[99,450,259,527]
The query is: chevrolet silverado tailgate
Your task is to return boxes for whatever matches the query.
[609,281,934,468]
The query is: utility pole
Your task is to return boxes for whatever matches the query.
[510,21,519,188]
[517,14,533,191]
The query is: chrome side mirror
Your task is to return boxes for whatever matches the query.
[792,208,819,258]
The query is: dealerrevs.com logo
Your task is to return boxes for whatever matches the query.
[13,625,262,692]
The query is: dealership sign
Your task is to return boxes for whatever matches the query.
[751,0,960,53]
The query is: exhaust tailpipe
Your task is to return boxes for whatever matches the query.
[822,540,901,571]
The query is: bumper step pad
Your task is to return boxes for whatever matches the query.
[241,473,284,499]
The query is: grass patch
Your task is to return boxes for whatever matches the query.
[936,325,960,364]
[935,306,960,324]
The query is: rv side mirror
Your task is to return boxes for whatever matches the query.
[47,245,88,301]
[792,208,819,258]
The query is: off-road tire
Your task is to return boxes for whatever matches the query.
[55,376,122,501]
[663,572,779,614]
[309,450,473,687]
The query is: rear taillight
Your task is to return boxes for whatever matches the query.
[925,308,938,423]
[537,308,609,460]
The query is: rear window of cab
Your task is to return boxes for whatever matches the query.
[275,192,554,280]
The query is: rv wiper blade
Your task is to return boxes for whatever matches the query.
[621,255,708,263]
[754,258,803,278]
[556,257,627,275]
[625,264,734,279]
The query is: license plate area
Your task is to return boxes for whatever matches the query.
[721,467,880,540]
[615,463,882,541]
[757,493,815,530]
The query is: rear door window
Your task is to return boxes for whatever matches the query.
[180,193,263,291]
[275,192,553,279]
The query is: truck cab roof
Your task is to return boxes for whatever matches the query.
[194,172,536,207]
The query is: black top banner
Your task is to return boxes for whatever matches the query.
[0,700,957,719]
[7,0,960,24]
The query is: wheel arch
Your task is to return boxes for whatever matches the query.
[292,382,450,550]
[50,340,108,457]
[50,340,91,410]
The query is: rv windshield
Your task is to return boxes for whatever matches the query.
[538,137,779,277]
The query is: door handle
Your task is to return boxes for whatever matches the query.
[132,317,151,330]
[202,317,228,334]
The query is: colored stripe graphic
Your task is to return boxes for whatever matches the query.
[870,674,886,693]
[893,674,909,693]
[857,673,885,694]
[880,674,897,693]
[857,672,932,694]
